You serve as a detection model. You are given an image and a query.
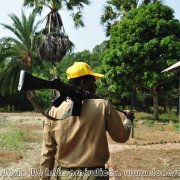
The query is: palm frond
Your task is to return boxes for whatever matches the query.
[1,10,40,71]
[65,0,90,10]
[35,33,73,63]
[71,11,85,28]
[101,0,139,36]
[8,13,24,35]
[0,60,26,96]
[23,0,35,7]
[1,23,23,43]
[101,5,118,24]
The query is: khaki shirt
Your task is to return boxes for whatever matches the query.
[40,99,132,177]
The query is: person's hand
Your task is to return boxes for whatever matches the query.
[124,110,135,122]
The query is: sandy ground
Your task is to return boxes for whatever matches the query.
[0,113,180,180]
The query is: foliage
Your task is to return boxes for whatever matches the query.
[0,92,34,111]
[1,11,39,51]
[101,2,180,117]
[101,0,139,35]
[173,123,180,132]
[35,32,73,63]
[136,110,179,123]
[0,11,42,111]
[23,0,91,64]
[101,0,161,36]
[23,0,90,28]
[0,61,25,96]
[0,0,99,111]
[159,111,179,123]
[0,11,40,71]
[0,40,106,111]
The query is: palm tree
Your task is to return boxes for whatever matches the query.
[101,0,161,36]
[24,0,90,28]
[101,0,139,36]
[23,0,91,64]
[1,11,40,72]
[0,11,40,98]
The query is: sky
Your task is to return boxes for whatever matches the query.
[0,0,179,52]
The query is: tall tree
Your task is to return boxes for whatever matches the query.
[0,11,40,99]
[101,0,161,36]
[1,11,40,72]
[23,0,91,65]
[101,2,180,119]
[101,0,139,36]
[23,0,90,28]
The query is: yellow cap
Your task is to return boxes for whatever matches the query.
[66,62,104,80]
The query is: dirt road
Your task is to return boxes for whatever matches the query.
[0,113,180,180]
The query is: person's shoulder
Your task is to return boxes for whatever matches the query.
[48,100,71,113]
[87,98,110,106]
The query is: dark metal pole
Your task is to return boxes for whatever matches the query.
[176,71,180,131]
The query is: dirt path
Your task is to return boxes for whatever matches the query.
[109,142,180,180]
[109,142,180,152]
[0,113,180,180]
[1,142,180,180]
[0,143,41,180]
[0,113,44,180]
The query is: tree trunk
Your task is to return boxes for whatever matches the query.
[25,52,32,73]
[178,72,180,116]
[131,85,137,110]
[152,86,159,120]
[163,105,166,113]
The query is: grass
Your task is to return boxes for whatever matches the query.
[174,123,180,132]
[0,116,29,151]
[0,116,43,168]
[0,121,41,151]
[0,129,29,150]
[134,111,179,123]
[159,112,179,123]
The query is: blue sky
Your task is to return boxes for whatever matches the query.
[0,0,179,52]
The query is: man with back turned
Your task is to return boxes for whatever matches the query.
[40,62,134,180]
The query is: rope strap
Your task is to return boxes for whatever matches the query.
[26,90,70,121]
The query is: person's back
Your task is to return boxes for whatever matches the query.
[40,62,134,180]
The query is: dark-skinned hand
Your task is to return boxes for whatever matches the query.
[124,110,135,122]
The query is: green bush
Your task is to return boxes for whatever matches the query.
[159,112,179,123]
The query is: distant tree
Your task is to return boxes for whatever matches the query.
[0,92,34,111]
[0,11,40,108]
[1,11,40,72]
[102,2,180,119]
[91,41,109,67]
[101,0,162,36]
[0,40,52,111]
[101,0,139,36]
[23,0,91,65]
[23,0,90,28]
